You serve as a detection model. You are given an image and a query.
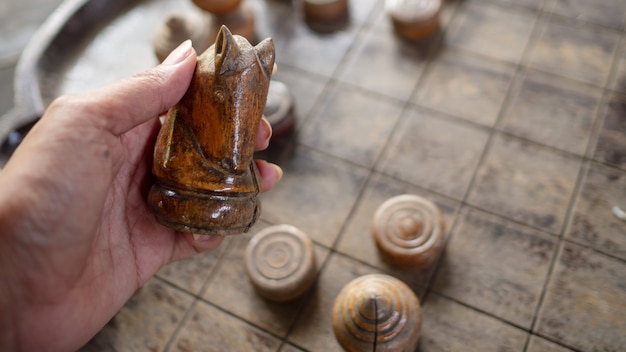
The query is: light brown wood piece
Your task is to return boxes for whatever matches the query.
[303,0,349,32]
[192,0,242,14]
[371,194,446,269]
[385,0,442,40]
[153,12,213,62]
[245,224,317,302]
[148,26,275,236]
[332,274,422,351]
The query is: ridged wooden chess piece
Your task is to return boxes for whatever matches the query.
[153,12,213,62]
[148,26,275,236]
[245,225,317,302]
[332,274,422,351]
[372,194,446,269]
[385,0,442,40]
[303,0,349,32]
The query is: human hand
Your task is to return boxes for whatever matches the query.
[0,41,282,351]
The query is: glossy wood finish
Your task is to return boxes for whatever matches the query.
[332,274,422,351]
[371,194,446,269]
[385,0,442,40]
[245,224,318,302]
[303,0,349,32]
[148,26,275,236]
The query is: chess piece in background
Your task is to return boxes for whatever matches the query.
[254,79,297,164]
[245,224,318,302]
[332,274,422,351]
[371,194,446,269]
[385,0,442,41]
[148,26,275,236]
[153,12,213,62]
[303,0,350,33]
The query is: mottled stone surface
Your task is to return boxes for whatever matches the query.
[526,16,620,86]
[79,279,194,351]
[259,147,369,247]
[414,49,516,127]
[501,70,602,155]
[468,133,581,234]
[432,207,557,328]
[447,1,536,64]
[536,243,626,352]
[566,162,626,261]
[418,294,528,351]
[592,93,626,171]
[377,106,490,200]
[169,300,282,352]
[301,83,403,167]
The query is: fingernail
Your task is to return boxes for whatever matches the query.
[273,164,283,181]
[163,40,193,65]
[262,118,272,147]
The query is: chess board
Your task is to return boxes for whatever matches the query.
[19,0,625,350]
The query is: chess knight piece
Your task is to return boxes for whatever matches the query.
[148,26,275,236]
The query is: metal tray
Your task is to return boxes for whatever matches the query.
[0,0,200,164]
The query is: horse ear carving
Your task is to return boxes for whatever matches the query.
[255,37,275,79]
[215,25,239,75]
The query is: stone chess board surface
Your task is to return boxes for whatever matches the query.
[3,0,626,351]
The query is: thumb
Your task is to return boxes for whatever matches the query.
[83,40,197,136]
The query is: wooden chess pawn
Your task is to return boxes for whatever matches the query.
[148,26,275,236]
[264,80,295,139]
[332,274,422,351]
[385,0,442,41]
[153,12,213,62]
[303,0,350,33]
[254,80,297,164]
[371,194,446,269]
[245,225,317,302]
[192,0,256,43]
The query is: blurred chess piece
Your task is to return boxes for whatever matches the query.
[148,26,275,236]
[385,0,442,41]
[192,0,256,42]
[245,225,318,302]
[303,0,350,33]
[332,274,422,351]
[153,11,213,62]
[254,79,297,163]
[371,194,446,269]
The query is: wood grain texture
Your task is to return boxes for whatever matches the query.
[148,26,275,236]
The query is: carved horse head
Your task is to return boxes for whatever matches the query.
[181,25,275,174]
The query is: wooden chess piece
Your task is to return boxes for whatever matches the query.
[332,274,422,351]
[148,26,275,236]
[303,0,350,33]
[385,0,442,41]
[371,194,446,269]
[254,80,297,164]
[245,224,317,302]
[192,0,256,43]
[264,80,295,139]
[153,12,213,62]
